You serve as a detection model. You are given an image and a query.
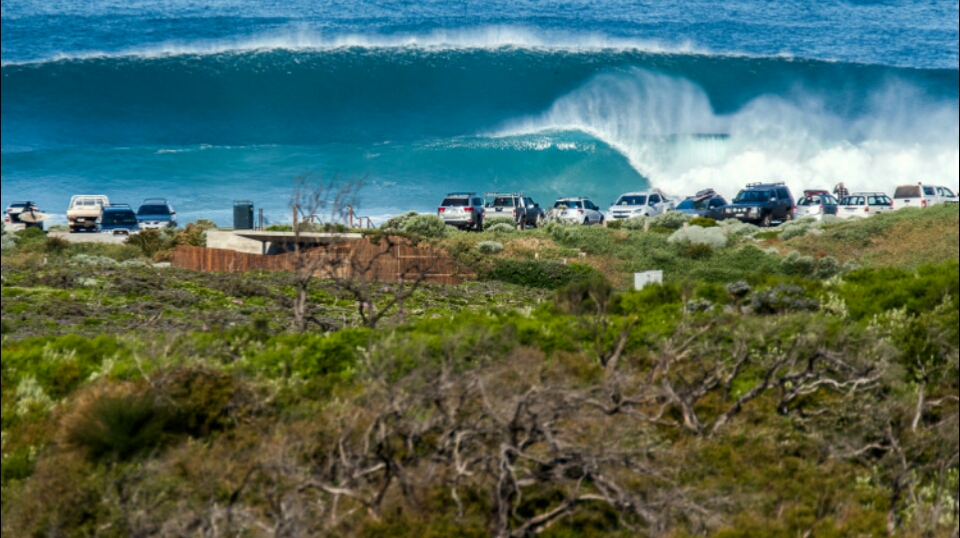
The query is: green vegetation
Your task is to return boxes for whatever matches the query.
[2,207,958,537]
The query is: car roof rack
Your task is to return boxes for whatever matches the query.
[141,198,169,204]
[746,182,785,188]
[445,192,477,197]
[485,192,524,197]
[106,204,133,209]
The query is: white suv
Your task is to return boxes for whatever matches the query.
[893,184,952,210]
[838,192,894,219]
[607,189,675,220]
[551,198,604,225]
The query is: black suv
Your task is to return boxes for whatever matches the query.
[722,182,795,227]
[485,193,547,228]
[438,192,485,231]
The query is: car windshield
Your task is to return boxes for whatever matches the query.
[734,190,771,203]
[103,212,138,225]
[138,205,171,216]
[894,186,921,198]
[556,201,582,209]
[798,196,823,206]
[615,195,646,206]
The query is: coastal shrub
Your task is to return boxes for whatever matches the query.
[779,217,824,240]
[486,223,516,234]
[678,242,715,260]
[781,251,817,276]
[402,214,449,239]
[718,220,760,236]
[1,232,15,253]
[43,236,69,255]
[63,387,168,462]
[14,227,47,250]
[605,219,623,230]
[127,229,167,258]
[476,241,504,255]
[484,217,516,230]
[750,284,820,315]
[816,256,842,279]
[689,217,718,228]
[171,221,213,247]
[70,254,120,268]
[621,216,647,231]
[482,260,597,290]
[648,211,691,230]
[554,276,614,315]
[668,226,728,250]
[381,211,420,232]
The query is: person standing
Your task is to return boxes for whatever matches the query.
[834,182,849,199]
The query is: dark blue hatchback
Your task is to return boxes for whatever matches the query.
[99,205,141,236]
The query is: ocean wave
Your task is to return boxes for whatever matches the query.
[0,26,715,67]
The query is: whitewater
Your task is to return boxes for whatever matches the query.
[2,1,958,225]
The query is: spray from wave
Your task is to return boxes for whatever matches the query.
[497,68,960,199]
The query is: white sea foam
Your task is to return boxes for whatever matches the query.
[1,25,713,66]
[496,68,960,199]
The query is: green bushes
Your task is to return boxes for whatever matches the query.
[486,223,516,234]
[689,217,718,228]
[668,225,728,250]
[482,260,598,290]
[836,262,959,321]
[484,216,517,230]
[63,387,168,462]
[476,241,504,255]
[382,213,451,239]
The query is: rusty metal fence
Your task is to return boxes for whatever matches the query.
[172,238,469,285]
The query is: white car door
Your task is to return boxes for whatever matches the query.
[648,194,662,216]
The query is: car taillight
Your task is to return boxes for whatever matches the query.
[578,210,584,214]
[464,207,473,212]
[68,216,76,222]
[921,199,927,208]
[865,207,869,212]
[438,207,446,213]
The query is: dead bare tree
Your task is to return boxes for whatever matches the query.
[289,174,361,333]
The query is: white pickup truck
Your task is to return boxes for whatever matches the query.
[67,195,110,233]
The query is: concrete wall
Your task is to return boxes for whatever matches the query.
[206,231,266,255]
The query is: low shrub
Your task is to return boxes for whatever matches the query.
[689,217,718,228]
[63,386,168,462]
[127,229,167,258]
[484,217,517,230]
[69,254,120,268]
[554,276,614,315]
[750,284,820,315]
[14,227,47,250]
[44,236,70,255]
[381,211,420,232]
[1,232,15,253]
[668,226,728,250]
[678,242,715,259]
[621,217,647,231]
[648,211,691,230]
[486,223,516,234]
[605,219,624,230]
[476,241,504,255]
[402,214,450,239]
[482,260,597,290]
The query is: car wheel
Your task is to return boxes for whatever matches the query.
[534,214,545,228]
[600,215,605,226]
[761,213,773,227]
[786,209,795,221]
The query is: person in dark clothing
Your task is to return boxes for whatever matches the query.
[833,182,849,199]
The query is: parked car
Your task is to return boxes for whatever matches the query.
[837,192,894,219]
[551,198,604,225]
[607,189,676,220]
[795,190,840,219]
[674,189,727,220]
[721,182,795,227]
[935,186,959,204]
[5,201,45,231]
[99,205,141,236]
[137,199,177,230]
[485,193,547,228]
[438,192,485,231]
[893,184,945,210]
[67,195,110,233]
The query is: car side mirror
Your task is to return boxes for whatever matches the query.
[534,204,540,208]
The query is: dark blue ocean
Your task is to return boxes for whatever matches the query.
[2,0,958,225]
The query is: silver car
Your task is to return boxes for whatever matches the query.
[607,189,675,220]
[438,192,485,231]
[838,192,894,219]
[551,198,604,225]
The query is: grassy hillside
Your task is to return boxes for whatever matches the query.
[1,208,958,537]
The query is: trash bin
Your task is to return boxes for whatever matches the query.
[233,201,254,230]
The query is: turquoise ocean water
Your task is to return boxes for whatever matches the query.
[2,1,958,225]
